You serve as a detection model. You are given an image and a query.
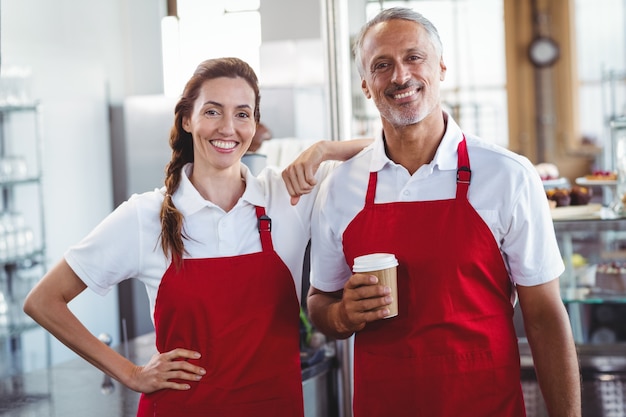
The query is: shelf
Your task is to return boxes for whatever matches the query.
[0,176,42,187]
[0,249,45,268]
[520,339,626,372]
[0,103,39,113]
[554,216,626,232]
[0,99,49,379]
[0,321,41,339]
[562,293,626,304]
[610,118,626,130]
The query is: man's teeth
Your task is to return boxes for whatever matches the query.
[394,90,415,99]
[211,140,237,149]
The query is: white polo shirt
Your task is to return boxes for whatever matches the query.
[311,113,564,293]
[66,162,335,323]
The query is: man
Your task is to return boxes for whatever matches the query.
[307,7,581,417]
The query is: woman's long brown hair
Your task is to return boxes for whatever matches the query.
[159,57,261,268]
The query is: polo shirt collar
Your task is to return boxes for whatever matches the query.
[173,163,267,217]
[368,111,464,173]
[240,164,267,207]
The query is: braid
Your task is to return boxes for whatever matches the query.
[160,121,193,268]
[158,57,261,268]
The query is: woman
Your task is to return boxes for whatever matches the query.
[23,57,368,417]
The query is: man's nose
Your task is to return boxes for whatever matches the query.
[391,63,411,85]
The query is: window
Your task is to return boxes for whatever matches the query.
[356,0,508,147]
[161,0,261,97]
[575,0,626,148]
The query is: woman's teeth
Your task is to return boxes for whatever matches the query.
[211,140,237,149]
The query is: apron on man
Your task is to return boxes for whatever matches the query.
[342,138,526,417]
[137,207,304,417]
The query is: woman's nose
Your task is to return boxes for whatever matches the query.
[217,117,235,135]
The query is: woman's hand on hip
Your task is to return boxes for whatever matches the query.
[130,348,206,393]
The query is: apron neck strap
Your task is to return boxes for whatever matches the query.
[456,135,471,200]
[365,135,471,204]
[255,206,274,252]
[365,171,378,206]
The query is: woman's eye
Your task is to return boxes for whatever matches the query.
[237,111,251,119]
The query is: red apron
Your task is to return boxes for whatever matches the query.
[342,138,525,417]
[137,207,304,417]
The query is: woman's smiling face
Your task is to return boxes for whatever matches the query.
[183,76,257,171]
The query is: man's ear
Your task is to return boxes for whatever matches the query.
[440,57,447,81]
[361,79,372,99]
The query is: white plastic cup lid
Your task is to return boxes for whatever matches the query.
[353,253,398,272]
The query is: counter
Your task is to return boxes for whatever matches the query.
[520,339,626,416]
[0,332,338,417]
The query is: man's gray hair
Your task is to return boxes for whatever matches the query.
[353,7,443,77]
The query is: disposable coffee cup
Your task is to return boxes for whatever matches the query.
[353,253,399,318]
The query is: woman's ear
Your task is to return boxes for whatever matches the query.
[182,117,191,133]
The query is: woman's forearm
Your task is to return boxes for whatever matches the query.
[24,260,140,389]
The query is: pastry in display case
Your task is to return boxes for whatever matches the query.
[535,163,600,216]
[535,162,569,190]
[546,185,593,207]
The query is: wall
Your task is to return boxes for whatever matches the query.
[1,0,167,368]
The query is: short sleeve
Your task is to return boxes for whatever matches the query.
[64,197,146,295]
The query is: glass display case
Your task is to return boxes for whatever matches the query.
[557,215,626,416]
[555,216,626,343]
[556,113,626,344]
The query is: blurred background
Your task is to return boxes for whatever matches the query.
[0,1,625,415]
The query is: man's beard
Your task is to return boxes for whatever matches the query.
[377,82,431,127]
[379,100,428,127]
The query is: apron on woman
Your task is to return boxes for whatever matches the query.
[137,207,304,417]
[342,138,525,417]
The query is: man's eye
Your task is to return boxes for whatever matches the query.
[373,62,389,71]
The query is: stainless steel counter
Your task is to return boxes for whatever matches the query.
[0,332,338,417]
[520,339,626,417]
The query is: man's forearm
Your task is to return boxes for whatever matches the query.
[526,316,581,416]
[307,291,358,340]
